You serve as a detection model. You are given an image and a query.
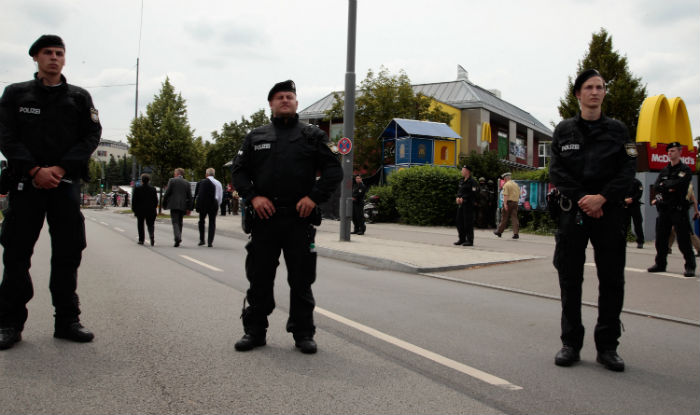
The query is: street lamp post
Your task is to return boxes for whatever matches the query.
[339,0,357,242]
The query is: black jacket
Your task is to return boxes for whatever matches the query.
[550,114,636,206]
[132,183,158,218]
[626,177,644,205]
[0,74,101,180]
[194,178,218,213]
[232,115,342,206]
[654,161,692,210]
[457,177,478,209]
[352,181,366,204]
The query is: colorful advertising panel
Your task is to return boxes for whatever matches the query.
[433,140,457,166]
[497,180,552,211]
[395,138,433,165]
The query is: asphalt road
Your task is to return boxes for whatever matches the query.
[0,209,698,414]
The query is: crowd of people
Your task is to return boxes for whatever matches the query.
[1,35,696,376]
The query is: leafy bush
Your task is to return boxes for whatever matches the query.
[389,165,461,225]
[367,184,398,222]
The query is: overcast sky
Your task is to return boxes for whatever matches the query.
[1,0,698,147]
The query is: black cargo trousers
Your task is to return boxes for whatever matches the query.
[241,209,317,339]
[0,180,86,331]
[553,205,626,352]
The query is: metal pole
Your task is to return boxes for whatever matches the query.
[131,57,139,184]
[339,0,357,241]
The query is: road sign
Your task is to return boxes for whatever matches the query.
[338,137,352,155]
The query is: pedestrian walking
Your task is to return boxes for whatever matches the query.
[454,165,478,246]
[648,142,696,277]
[231,80,342,354]
[494,172,520,239]
[162,167,193,247]
[550,69,636,372]
[623,177,645,248]
[0,35,101,350]
[132,173,158,246]
[194,167,222,247]
[351,175,366,235]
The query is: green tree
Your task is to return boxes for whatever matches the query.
[459,150,509,183]
[558,28,647,136]
[127,77,200,210]
[105,155,120,190]
[326,66,453,174]
[206,109,270,185]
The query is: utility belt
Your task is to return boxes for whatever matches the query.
[0,170,74,195]
[241,201,321,234]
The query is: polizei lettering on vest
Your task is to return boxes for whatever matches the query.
[561,144,580,151]
[19,107,40,115]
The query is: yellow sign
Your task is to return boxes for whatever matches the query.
[434,140,457,166]
[636,95,693,149]
[480,122,492,143]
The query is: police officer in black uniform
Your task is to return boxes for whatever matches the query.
[231,80,342,354]
[0,35,101,350]
[624,177,645,249]
[647,141,696,277]
[550,69,636,372]
[454,165,478,246]
[351,175,366,235]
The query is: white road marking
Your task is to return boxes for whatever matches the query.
[114,227,125,233]
[315,307,523,391]
[585,263,691,279]
[179,255,223,272]
[99,221,109,226]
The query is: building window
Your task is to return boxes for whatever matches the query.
[538,141,551,168]
[97,150,107,157]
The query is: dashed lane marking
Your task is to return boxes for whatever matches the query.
[99,221,109,226]
[315,307,523,391]
[179,255,223,272]
[585,263,692,279]
[114,227,125,233]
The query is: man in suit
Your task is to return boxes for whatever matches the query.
[194,167,222,247]
[132,173,158,246]
[162,167,192,247]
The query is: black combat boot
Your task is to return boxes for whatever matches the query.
[597,350,625,372]
[234,333,266,351]
[294,336,317,354]
[0,327,22,350]
[554,345,580,367]
[54,322,94,343]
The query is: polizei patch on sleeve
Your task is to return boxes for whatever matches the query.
[561,143,580,151]
[625,143,638,157]
[254,143,271,151]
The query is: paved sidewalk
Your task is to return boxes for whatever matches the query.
[174,210,541,273]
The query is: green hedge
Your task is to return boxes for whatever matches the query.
[388,165,462,226]
[367,184,399,222]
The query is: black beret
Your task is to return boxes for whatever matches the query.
[666,141,682,151]
[462,165,471,171]
[574,69,603,93]
[267,80,296,101]
[29,34,65,56]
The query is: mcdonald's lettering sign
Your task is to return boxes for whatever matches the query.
[636,95,696,172]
